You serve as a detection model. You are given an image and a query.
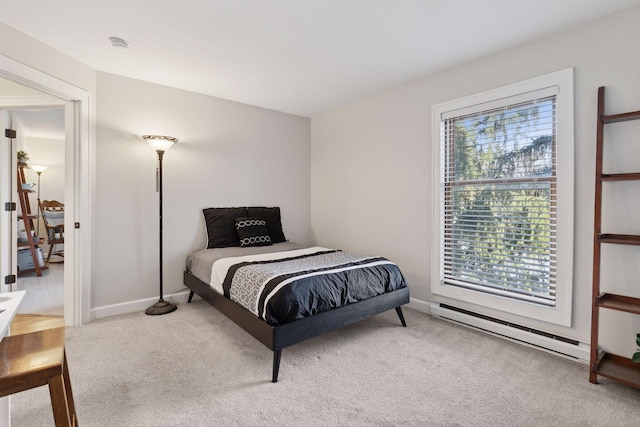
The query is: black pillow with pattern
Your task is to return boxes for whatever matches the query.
[247,207,287,243]
[235,218,272,247]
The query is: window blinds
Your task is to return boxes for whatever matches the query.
[440,94,557,306]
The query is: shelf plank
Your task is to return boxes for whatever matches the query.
[595,352,640,389]
[596,293,640,314]
[602,111,640,124]
[599,234,640,245]
[17,238,44,248]
[17,265,48,276]
[17,214,38,220]
[602,173,640,181]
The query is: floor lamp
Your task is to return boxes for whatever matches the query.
[31,164,48,237]
[143,135,178,315]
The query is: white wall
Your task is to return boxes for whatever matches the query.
[12,119,27,218]
[94,72,311,308]
[310,6,640,355]
[20,136,65,203]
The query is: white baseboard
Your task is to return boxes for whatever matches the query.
[429,300,590,363]
[407,297,430,313]
[90,289,196,320]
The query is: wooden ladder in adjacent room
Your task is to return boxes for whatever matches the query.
[16,161,48,276]
[590,86,640,388]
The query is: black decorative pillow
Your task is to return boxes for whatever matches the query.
[203,207,248,248]
[246,207,286,243]
[235,218,272,247]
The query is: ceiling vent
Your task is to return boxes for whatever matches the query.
[109,37,128,49]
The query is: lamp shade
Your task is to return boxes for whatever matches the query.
[142,135,178,152]
[31,165,48,173]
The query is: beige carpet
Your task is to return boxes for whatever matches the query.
[11,300,640,426]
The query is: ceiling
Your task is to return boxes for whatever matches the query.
[0,77,65,140]
[13,109,65,141]
[1,0,640,117]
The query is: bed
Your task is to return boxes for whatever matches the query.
[184,207,410,382]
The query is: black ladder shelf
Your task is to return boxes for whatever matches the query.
[590,86,640,389]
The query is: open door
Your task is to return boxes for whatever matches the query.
[0,110,17,293]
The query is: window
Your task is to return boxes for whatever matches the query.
[431,69,574,326]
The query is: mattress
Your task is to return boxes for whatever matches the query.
[186,244,407,325]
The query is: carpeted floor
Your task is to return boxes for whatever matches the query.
[11,301,640,426]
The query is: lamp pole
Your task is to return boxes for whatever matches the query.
[36,171,42,233]
[143,135,178,315]
[31,165,48,236]
[157,149,166,305]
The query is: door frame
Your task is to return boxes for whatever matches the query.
[0,54,92,326]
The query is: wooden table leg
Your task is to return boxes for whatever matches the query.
[48,374,72,427]
[62,352,78,426]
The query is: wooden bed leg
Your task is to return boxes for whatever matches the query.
[188,290,195,303]
[272,350,282,383]
[395,307,407,327]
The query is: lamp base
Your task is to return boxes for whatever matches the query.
[145,299,177,315]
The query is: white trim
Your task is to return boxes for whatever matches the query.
[0,96,62,108]
[91,290,193,320]
[0,111,11,294]
[0,54,93,326]
[407,297,431,313]
[441,85,559,120]
[431,68,574,327]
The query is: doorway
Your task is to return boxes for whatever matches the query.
[11,106,66,315]
[0,54,92,326]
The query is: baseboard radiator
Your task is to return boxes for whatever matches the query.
[429,301,589,362]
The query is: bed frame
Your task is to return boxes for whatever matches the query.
[184,270,409,382]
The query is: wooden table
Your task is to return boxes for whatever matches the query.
[0,291,26,427]
[0,294,77,427]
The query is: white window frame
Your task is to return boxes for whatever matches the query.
[431,68,574,327]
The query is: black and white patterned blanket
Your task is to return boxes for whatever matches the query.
[210,247,407,325]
